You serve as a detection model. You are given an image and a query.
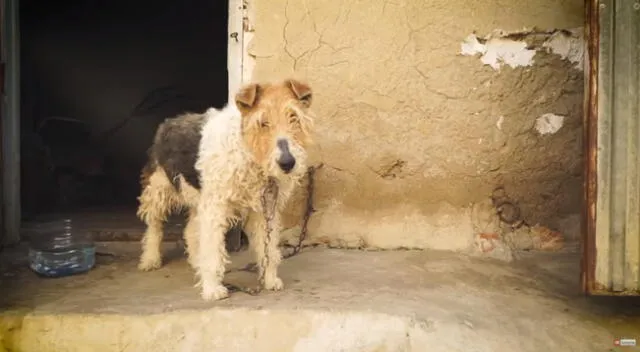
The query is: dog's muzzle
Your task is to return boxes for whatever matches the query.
[276,139,296,174]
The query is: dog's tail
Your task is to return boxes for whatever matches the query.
[139,159,156,191]
[136,158,159,222]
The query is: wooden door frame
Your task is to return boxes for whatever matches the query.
[228,0,246,100]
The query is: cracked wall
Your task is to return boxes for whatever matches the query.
[248,0,585,251]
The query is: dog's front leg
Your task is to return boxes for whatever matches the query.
[195,199,231,301]
[245,211,284,291]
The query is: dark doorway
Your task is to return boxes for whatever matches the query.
[18,0,229,220]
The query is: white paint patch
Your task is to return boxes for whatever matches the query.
[542,28,584,70]
[460,34,486,56]
[535,113,565,135]
[461,28,585,71]
[460,34,536,70]
[481,39,536,70]
[496,116,504,130]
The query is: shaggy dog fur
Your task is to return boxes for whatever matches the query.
[136,79,315,301]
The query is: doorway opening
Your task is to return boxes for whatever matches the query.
[18,0,230,227]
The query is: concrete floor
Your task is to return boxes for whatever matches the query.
[1,242,639,352]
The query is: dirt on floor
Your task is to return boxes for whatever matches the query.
[0,241,639,352]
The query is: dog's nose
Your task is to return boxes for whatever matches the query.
[276,139,296,173]
[277,155,296,173]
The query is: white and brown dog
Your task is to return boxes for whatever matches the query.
[136,79,315,301]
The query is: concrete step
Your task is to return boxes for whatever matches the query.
[1,244,638,352]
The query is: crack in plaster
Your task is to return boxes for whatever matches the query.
[324,163,356,176]
[413,67,467,100]
[283,0,342,72]
[399,6,432,55]
[381,0,400,15]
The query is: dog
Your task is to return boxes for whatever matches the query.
[136,79,315,301]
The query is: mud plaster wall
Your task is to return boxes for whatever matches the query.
[247,0,585,251]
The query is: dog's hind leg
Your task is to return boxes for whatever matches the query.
[183,208,199,269]
[136,166,177,271]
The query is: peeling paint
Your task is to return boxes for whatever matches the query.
[461,34,535,70]
[460,34,487,56]
[461,28,585,71]
[535,113,565,135]
[542,28,584,70]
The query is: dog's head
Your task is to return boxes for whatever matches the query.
[235,79,314,181]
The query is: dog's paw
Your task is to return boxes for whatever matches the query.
[138,257,162,271]
[200,283,229,301]
[263,277,284,291]
[186,256,198,270]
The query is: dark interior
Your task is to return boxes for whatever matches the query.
[19,0,229,220]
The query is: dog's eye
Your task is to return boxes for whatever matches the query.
[288,112,299,124]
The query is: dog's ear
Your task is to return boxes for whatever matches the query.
[235,83,260,112]
[286,79,312,108]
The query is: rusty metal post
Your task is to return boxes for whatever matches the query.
[583,0,640,295]
[581,0,600,295]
